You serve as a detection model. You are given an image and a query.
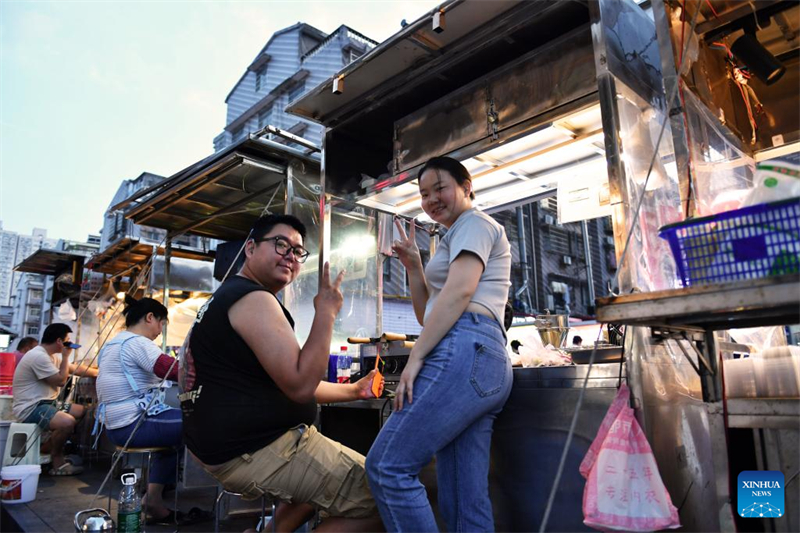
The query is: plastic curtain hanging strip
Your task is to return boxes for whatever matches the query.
[538,3,703,532]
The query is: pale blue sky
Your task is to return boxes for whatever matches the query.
[0,0,438,241]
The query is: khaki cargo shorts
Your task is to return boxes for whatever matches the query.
[207,425,377,518]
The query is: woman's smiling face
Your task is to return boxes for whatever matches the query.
[418,168,472,228]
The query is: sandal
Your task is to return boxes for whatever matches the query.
[48,462,84,476]
[184,507,213,524]
[145,509,183,526]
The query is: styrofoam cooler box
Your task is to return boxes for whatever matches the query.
[0,422,10,465]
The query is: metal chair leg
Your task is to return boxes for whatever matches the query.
[214,489,226,533]
[107,451,116,514]
[142,451,152,523]
[173,448,180,525]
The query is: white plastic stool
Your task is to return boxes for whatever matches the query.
[1,423,41,466]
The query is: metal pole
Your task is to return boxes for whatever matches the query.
[284,165,295,311]
[516,207,533,313]
[581,220,596,307]
[162,234,171,352]
[527,203,540,312]
[319,139,332,283]
[285,164,294,217]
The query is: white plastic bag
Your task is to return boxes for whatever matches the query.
[741,161,800,207]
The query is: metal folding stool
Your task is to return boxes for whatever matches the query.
[214,488,276,533]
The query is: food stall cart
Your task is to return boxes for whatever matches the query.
[285,0,799,531]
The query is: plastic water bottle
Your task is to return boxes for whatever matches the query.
[338,346,352,383]
[117,472,141,533]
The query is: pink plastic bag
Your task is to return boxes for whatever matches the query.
[580,384,681,531]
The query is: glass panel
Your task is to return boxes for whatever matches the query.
[285,190,380,347]
[489,202,616,318]
[328,200,379,346]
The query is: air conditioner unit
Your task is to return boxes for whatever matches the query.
[543,215,555,226]
[551,281,568,294]
[606,236,615,246]
[562,255,572,266]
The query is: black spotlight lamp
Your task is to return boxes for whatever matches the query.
[730,32,786,85]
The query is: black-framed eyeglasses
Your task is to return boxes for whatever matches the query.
[254,236,310,263]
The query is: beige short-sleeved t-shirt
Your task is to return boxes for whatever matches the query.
[12,346,61,421]
[423,208,511,328]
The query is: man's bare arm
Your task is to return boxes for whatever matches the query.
[230,264,345,403]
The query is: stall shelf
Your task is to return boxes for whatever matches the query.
[595,274,800,332]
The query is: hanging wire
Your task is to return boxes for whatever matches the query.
[538,4,703,532]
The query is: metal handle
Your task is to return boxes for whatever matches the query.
[74,508,113,531]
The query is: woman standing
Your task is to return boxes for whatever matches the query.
[96,296,207,525]
[366,156,512,532]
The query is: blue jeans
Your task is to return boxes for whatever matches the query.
[107,408,182,485]
[366,313,512,532]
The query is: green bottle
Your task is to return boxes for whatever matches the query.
[117,472,141,533]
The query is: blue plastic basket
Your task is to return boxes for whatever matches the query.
[659,198,800,287]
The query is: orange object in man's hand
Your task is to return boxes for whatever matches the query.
[371,355,386,398]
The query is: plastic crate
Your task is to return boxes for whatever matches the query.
[659,198,800,287]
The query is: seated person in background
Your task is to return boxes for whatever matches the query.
[96,296,209,526]
[13,336,39,366]
[180,214,384,533]
[12,323,97,475]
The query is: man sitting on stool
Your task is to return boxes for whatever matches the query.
[181,214,384,532]
[12,323,97,475]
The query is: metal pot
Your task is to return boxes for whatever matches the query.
[534,313,569,348]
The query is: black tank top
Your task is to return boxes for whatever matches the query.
[181,275,317,465]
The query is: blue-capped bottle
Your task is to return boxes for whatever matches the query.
[117,472,142,533]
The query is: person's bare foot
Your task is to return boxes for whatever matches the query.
[141,495,170,520]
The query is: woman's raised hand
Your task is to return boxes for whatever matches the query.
[392,218,422,271]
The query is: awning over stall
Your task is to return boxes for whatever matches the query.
[287,0,606,218]
[286,0,525,126]
[124,137,319,240]
[86,237,215,276]
[14,249,86,276]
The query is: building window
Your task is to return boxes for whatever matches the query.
[113,212,124,236]
[383,257,392,282]
[255,67,266,92]
[27,326,38,336]
[258,106,273,129]
[232,127,245,143]
[349,49,361,63]
[288,82,305,103]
